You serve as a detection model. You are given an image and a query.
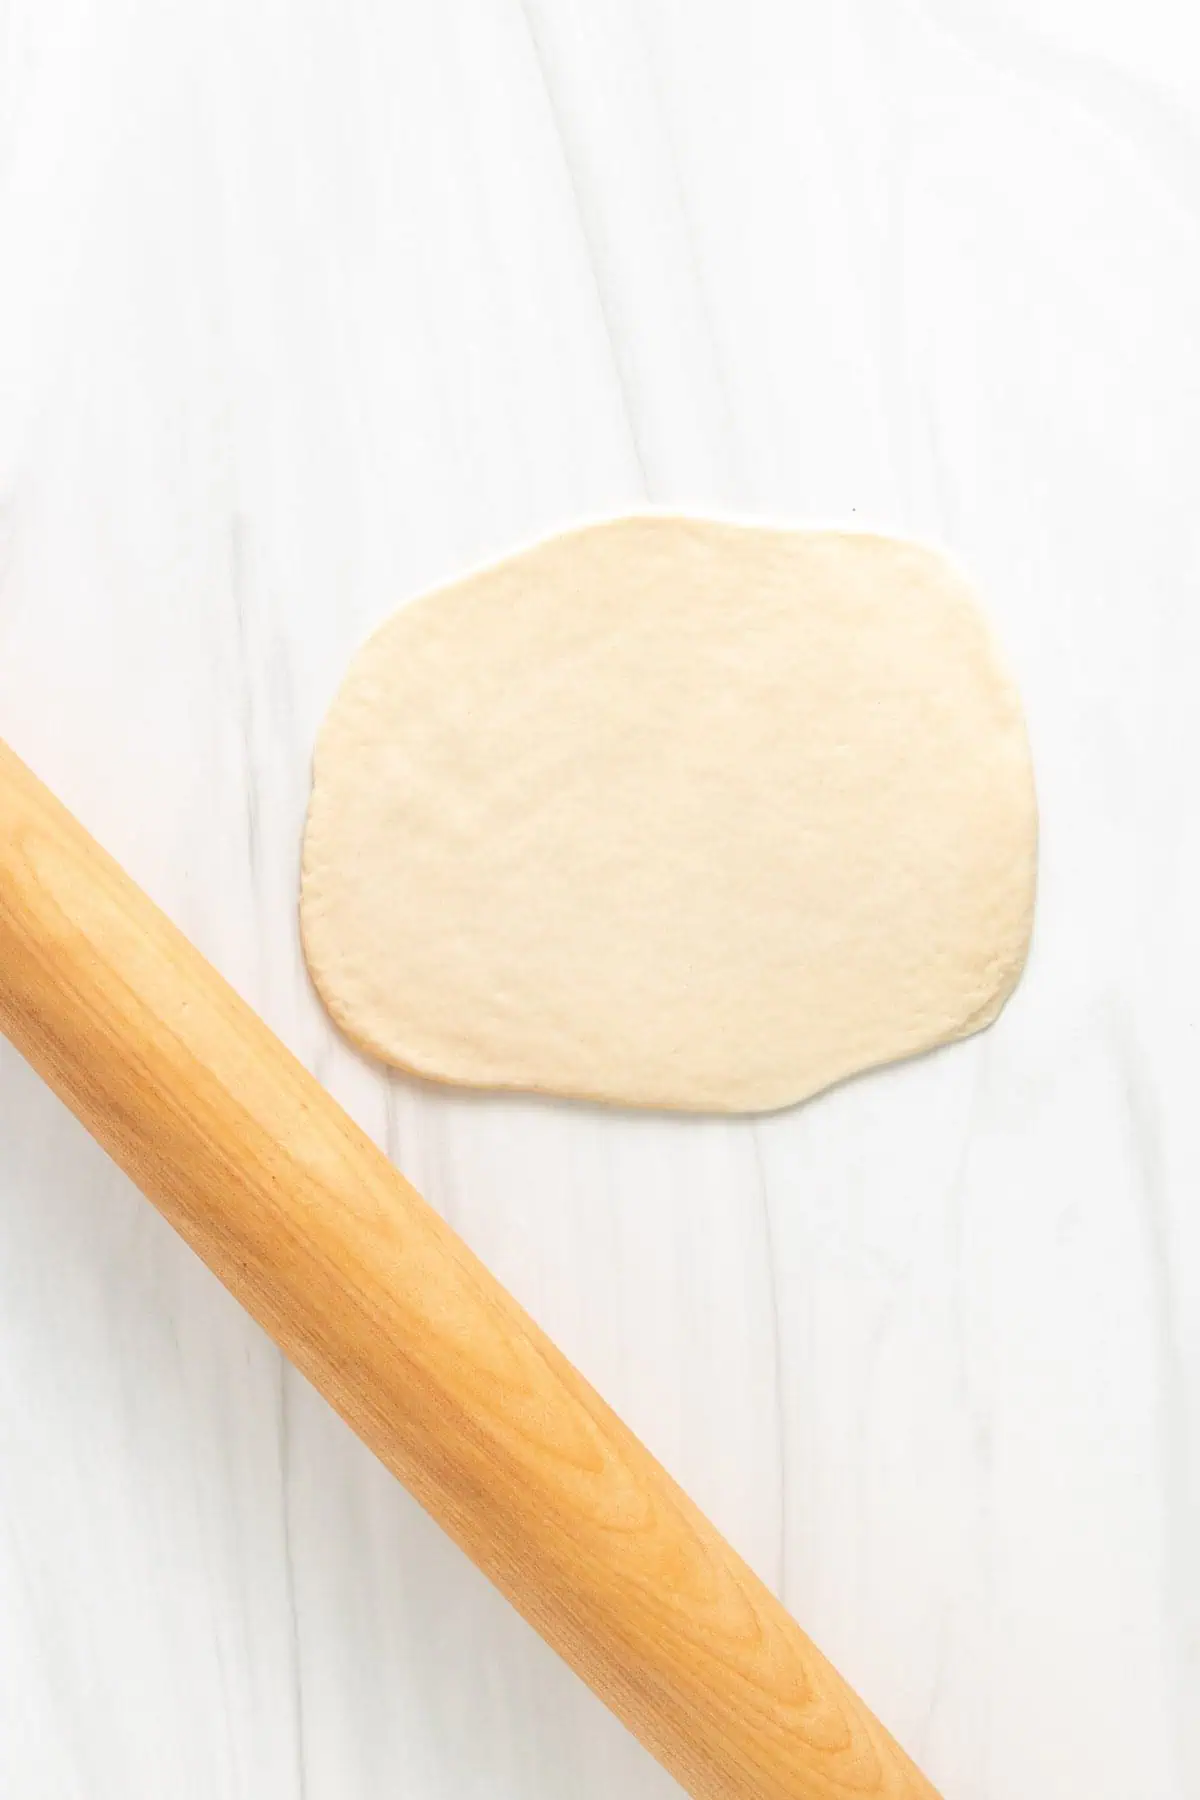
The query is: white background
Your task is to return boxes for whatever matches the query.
[1,3,1198,1797]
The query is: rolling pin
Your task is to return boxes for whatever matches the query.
[0,736,941,1800]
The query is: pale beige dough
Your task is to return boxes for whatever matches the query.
[301,516,1036,1113]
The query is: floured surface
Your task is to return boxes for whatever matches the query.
[301,517,1036,1112]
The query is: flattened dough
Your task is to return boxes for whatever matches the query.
[301,516,1036,1113]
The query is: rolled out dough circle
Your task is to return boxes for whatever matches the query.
[301,516,1036,1113]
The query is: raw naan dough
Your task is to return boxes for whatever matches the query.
[301,516,1036,1113]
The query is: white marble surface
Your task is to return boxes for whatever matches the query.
[1,3,1198,1796]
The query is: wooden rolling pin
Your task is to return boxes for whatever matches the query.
[0,737,941,1800]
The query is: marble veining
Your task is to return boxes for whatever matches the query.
[1,4,1197,1797]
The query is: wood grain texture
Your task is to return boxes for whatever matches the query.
[0,737,940,1800]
